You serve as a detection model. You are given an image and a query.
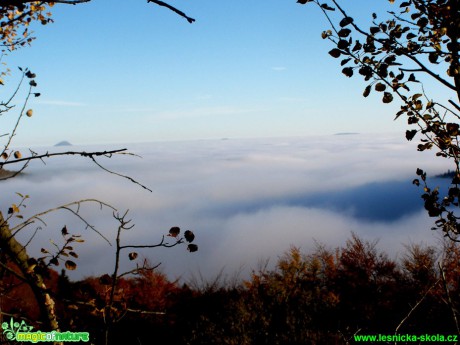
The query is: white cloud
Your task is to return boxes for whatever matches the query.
[0,133,448,282]
[36,100,86,107]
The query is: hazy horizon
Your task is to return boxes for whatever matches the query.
[0,132,451,283]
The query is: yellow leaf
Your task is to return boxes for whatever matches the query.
[12,204,20,213]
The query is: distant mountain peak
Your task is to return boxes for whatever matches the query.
[334,132,360,136]
[55,140,72,147]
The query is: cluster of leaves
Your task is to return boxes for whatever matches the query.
[298,0,460,240]
[0,67,39,173]
[0,1,55,51]
[168,226,198,253]
[38,225,84,271]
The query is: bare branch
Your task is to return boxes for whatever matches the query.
[449,100,460,113]
[438,262,460,334]
[90,155,153,193]
[0,148,128,166]
[119,235,183,250]
[147,0,195,23]
[10,199,116,245]
[394,278,440,337]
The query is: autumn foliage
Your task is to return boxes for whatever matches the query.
[2,233,459,344]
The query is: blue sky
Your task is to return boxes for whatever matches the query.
[1,0,427,146]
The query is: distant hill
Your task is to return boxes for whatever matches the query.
[334,132,360,136]
[435,170,455,179]
[54,141,72,147]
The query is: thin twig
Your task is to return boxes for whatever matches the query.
[90,156,153,193]
[394,278,440,339]
[438,262,460,335]
[147,0,195,23]
[10,199,116,245]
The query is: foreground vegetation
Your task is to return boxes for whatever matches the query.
[1,233,459,344]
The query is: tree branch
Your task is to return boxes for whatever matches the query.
[119,235,183,250]
[147,0,195,23]
[0,148,128,166]
[438,262,460,335]
[10,199,116,245]
[394,278,440,338]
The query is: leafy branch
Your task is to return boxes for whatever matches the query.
[298,0,460,240]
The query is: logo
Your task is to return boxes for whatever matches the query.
[1,318,89,343]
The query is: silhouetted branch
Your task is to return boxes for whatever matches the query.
[438,262,460,335]
[90,155,153,193]
[394,278,440,338]
[117,263,160,279]
[0,148,128,166]
[147,0,195,23]
[10,199,116,245]
[119,235,183,250]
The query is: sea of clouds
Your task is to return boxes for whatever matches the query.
[0,132,452,283]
